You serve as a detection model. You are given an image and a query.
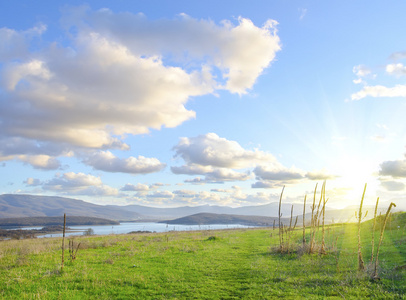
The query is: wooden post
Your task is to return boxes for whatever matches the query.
[302,195,307,246]
[61,213,66,271]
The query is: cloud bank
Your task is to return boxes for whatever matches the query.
[0,7,281,171]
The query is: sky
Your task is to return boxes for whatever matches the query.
[1,1,406,210]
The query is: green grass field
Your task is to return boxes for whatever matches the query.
[0,215,405,299]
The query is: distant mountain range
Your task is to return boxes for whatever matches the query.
[0,194,395,224]
[0,194,141,220]
[106,202,308,219]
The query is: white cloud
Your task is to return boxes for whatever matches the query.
[353,65,371,77]
[205,169,251,182]
[147,190,174,199]
[173,190,197,198]
[251,180,280,189]
[0,25,46,61]
[379,159,406,178]
[305,169,337,180]
[24,177,42,186]
[172,133,273,183]
[120,183,149,192]
[42,172,118,196]
[386,63,406,76]
[184,177,206,184]
[149,182,166,189]
[352,78,363,84]
[172,133,304,184]
[65,8,281,95]
[369,135,387,143]
[18,154,61,170]
[299,8,307,20]
[351,84,406,100]
[0,8,280,158]
[171,164,213,175]
[173,133,275,169]
[253,165,304,181]
[389,51,406,61]
[84,151,166,174]
[211,188,233,193]
[380,179,405,191]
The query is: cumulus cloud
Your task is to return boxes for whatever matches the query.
[351,52,406,100]
[386,63,406,76]
[389,51,406,61]
[351,84,406,100]
[254,165,304,181]
[251,164,310,188]
[83,151,166,174]
[251,181,281,189]
[42,172,118,196]
[149,182,166,189]
[379,159,406,178]
[184,177,206,184]
[171,133,307,185]
[147,190,174,199]
[18,155,61,170]
[0,7,280,162]
[171,164,213,175]
[380,180,405,191]
[64,7,281,95]
[205,169,251,182]
[0,137,73,169]
[353,65,371,78]
[173,133,275,169]
[172,133,273,183]
[24,177,42,186]
[0,25,46,61]
[120,183,149,191]
[305,169,337,180]
[173,190,197,198]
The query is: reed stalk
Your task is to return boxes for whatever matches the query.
[309,183,318,253]
[372,202,396,280]
[302,195,307,246]
[371,197,379,262]
[357,184,367,271]
[278,186,285,252]
[320,181,327,255]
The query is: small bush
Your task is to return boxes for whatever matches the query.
[83,228,95,236]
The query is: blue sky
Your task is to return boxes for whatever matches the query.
[1,1,406,209]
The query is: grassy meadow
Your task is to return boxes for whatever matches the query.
[0,212,405,299]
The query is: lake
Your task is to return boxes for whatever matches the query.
[35,222,258,238]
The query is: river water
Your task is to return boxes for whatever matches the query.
[32,222,258,238]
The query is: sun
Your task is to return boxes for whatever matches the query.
[328,155,381,208]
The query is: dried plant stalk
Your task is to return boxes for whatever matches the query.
[372,202,396,280]
[303,195,307,246]
[371,197,379,262]
[357,184,367,271]
[309,183,318,254]
[278,186,285,252]
[320,181,328,255]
